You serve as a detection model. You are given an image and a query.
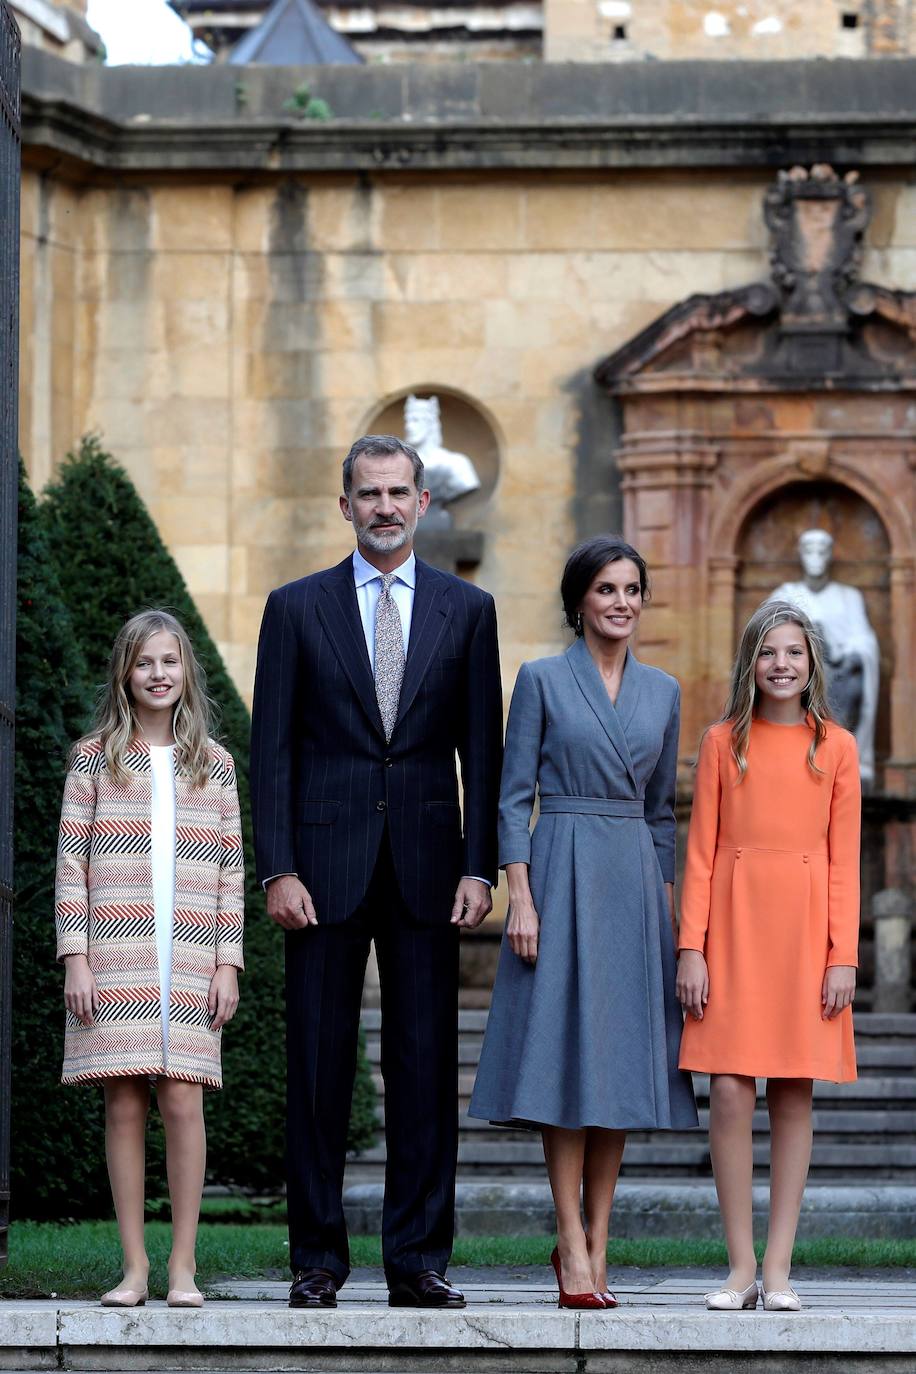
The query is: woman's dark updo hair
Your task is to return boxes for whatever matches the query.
[561,536,650,637]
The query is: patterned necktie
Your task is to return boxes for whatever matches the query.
[374,572,405,742]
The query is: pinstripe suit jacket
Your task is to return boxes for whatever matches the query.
[250,554,503,924]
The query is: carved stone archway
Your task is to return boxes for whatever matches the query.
[595,166,915,910]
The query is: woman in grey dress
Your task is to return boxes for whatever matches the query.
[469,537,697,1307]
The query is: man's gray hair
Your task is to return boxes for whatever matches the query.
[342,435,425,496]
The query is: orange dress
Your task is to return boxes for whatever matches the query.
[678,718,860,1083]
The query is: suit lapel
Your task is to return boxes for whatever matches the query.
[316,557,386,738]
[567,636,637,789]
[394,559,451,730]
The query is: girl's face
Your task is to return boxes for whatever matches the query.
[579,558,643,645]
[129,630,184,718]
[754,622,810,705]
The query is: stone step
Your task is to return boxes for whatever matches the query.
[7,1284,916,1372]
[362,1010,916,1037]
[349,1139,916,1173]
[341,1180,916,1239]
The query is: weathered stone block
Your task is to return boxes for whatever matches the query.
[372,301,485,350]
[373,184,440,253]
[438,187,525,252]
[151,185,234,253]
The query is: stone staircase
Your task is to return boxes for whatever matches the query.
[348,1011,916,1183]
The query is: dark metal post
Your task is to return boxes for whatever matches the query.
[0,0,21,1269]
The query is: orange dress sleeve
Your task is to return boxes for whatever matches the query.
[826,733,862,969]
[678,727,721,954]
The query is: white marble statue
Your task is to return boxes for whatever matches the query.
[403,395,480,526]
[770,528,879,785]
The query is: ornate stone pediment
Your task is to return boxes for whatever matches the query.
[595,166,916,393]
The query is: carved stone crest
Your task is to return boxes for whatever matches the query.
[764,164,871,333]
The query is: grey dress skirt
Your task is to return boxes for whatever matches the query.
[469,637,697,1131]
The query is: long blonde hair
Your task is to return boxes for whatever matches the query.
[81,610,214,787]
[721,600,832,780]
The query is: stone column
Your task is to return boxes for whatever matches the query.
[872,889,912,1013]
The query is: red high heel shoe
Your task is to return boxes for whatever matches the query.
[549,1246,606,1310]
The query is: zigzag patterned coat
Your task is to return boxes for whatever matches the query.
[55,737,245,1088]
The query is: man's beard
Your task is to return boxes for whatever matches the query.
[356,511,418,554]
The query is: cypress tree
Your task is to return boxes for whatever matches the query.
[40,436,377,1195]
[11,462,109,1216]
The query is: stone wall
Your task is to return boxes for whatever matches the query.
[17,54,916,716]
[544,0,915,62]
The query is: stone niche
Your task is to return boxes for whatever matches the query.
[364,387,501,574]
[595,166,915,998]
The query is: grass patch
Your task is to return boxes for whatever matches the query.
[2,1224,915,1299]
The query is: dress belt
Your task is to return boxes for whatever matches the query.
[538,795,644,817]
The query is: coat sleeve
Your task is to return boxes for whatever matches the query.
[497,663,544,868]
[216,752,246,970]
[55,759,96,960]
[678,728,721,954]
[457,593,504,885]
[250,587,302,886]
[826,732,861,969]
[643,682,680,884]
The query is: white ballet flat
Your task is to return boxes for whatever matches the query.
[762,1286,801,1312]
[704,1280,759,1311]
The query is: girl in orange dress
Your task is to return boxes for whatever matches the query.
[676,601,860,1314]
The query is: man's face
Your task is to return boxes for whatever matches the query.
[340,452,429,557]
[798,531,833,579]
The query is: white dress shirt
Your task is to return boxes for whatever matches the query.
[352,547,414,670]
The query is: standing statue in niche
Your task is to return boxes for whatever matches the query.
[769,529,879,785]
[403,394,480,529]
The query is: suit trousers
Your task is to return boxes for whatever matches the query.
[285,831,460,1286]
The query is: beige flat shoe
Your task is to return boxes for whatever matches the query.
[167,1288,204,1308]
[762,1286,801,1312]
[100,1286,148,1308]
[704,1280,759,1311]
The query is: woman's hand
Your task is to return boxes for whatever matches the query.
[64,953,99,1027]
[209,965,240,1029]
[822,965,856,1020]
[506,899,540,965]
[676,950,709,1020]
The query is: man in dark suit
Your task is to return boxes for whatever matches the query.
[250,435,502,1310]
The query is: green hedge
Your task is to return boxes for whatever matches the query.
[12,439,376,1218]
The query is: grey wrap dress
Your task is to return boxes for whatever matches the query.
[469,638,697,1131]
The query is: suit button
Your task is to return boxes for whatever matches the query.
[803,854,809,863]
[376,800,387,812]
[384,758,393,768]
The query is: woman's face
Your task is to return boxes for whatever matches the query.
[579,558,643,645]
[754,622,810,704]
[128,630,184,717]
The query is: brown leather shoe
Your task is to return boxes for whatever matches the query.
[289,1268,338,1308]
[388,1270,466,1308]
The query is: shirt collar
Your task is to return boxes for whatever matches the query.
[352,547,416,590]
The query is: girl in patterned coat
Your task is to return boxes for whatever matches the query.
[56,610,245,1309]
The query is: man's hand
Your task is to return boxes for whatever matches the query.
[450,877,492,930]
[267,874,318,929]
[64,953,99,1026]
[676,949,709,1021]
[822,965,856,1019]
[209,965,240,1029]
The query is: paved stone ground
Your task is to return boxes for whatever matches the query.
[211,1264,916,1310]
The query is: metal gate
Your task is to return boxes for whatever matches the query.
[0,0,21,1269]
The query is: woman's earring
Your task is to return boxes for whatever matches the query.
[575,612,583,635]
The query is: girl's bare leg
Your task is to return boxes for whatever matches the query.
[709,1074,758,1289]
[103,1078,151,1289]
[541,1125,593,1293]
[763,1078,813,1294]
[582,1128,626,1292]
[157,1079,206,1293]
